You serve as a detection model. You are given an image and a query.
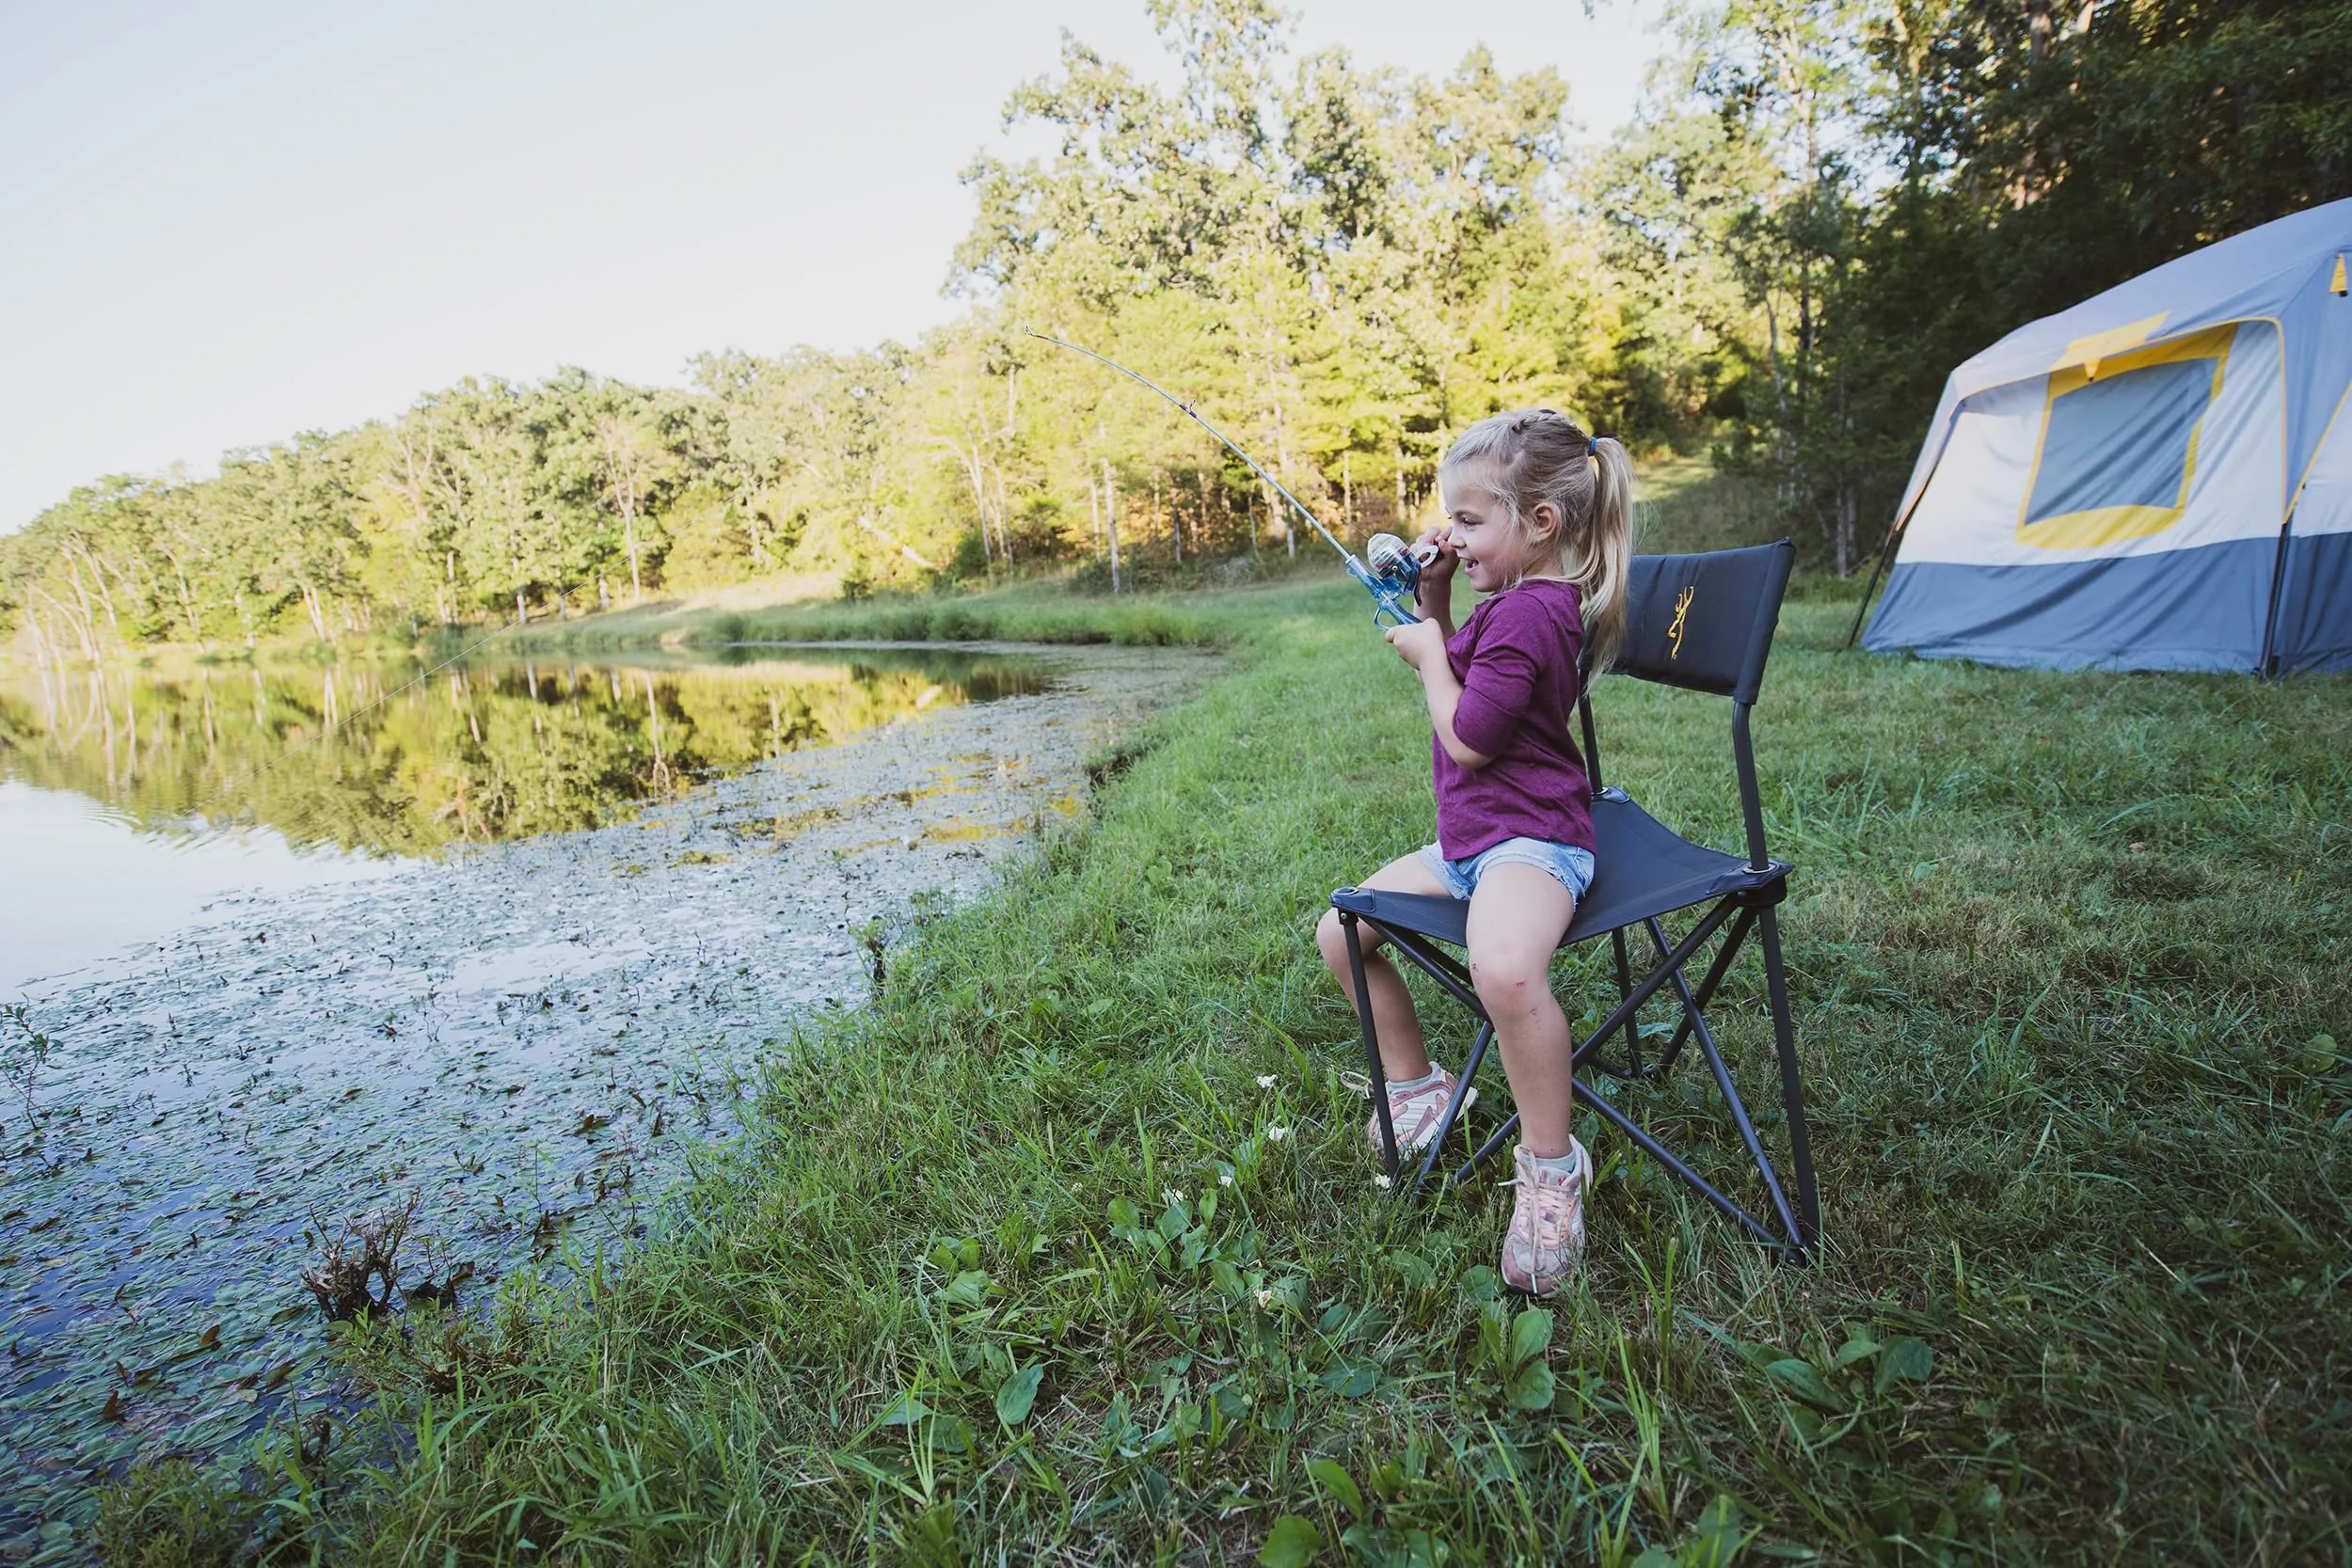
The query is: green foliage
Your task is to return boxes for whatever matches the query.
[92,1461,252,1567]
[297,577,2351,1562]
[8,1,2344,660]
[0,648,1041,853]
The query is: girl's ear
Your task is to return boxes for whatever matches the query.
[1528,499,1563,543]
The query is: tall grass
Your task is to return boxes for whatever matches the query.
[139,575,2350,1563]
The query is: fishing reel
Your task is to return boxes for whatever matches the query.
[1359,533,1442,626]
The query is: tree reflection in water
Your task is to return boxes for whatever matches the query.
[0,647,1054,854]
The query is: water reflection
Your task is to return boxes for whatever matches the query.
[0,647,1053,855]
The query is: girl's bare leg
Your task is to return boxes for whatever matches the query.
[1464,863,1579,1158]
[1314,849,1451,1083]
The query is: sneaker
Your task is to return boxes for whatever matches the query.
[1362,1069,1476,1157]
[1501,1139,1591,1296]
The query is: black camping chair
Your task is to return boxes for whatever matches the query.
[1329,539,1820,1259]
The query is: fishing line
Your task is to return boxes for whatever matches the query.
[1027,331,1422,625]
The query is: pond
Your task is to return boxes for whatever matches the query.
[0,641,1209,1549]
[1,647,1056,993]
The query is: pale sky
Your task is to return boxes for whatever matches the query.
[0,0,1662,536]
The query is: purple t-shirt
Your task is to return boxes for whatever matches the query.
[1433,578,1595,861]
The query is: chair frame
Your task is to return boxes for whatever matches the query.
[1331,545,1822,1259]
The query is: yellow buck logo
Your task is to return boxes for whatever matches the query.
[1668,586,1694,658]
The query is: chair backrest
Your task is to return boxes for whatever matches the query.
[1584,539,1796,871]
[1607,540,1795,705]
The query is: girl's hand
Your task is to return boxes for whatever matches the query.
[1413,526,1459,585]
[1385,616,1447,672]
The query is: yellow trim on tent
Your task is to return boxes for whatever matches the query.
[2015,324,2235,549]
[2049,312,2169,377]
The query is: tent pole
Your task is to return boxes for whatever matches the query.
[1846,447,1946,651]
[2257,516,2296,676]
[1844,514,1906,650]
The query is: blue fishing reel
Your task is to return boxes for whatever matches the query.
[1355,532,1439,626]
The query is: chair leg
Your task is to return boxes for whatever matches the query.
[1651,918,1804,1251]
[1572,1079,1784,1247]
[1341,912,1399,1183]
[1412,1020,1491,1202]
[1652,909,1756,1077]
[1757,905,1821,1255]
[1609,927,1639,1076]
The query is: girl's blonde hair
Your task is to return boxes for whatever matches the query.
[1439,409,1634,673]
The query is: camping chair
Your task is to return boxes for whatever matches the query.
[1329,539,1820,1259]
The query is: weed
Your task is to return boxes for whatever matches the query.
[92,1461,252,1568]
[300,1194,419,1323]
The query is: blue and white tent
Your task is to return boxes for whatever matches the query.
[1864,198,2352,673]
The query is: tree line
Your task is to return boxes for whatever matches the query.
[3,0,2343,659]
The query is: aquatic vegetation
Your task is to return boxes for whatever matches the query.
[0,643,1205,1550]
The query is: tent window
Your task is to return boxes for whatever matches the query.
[2016,324,2233,550]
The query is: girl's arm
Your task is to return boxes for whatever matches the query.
[1385,618,1494,768]
[1415,654,1493,769]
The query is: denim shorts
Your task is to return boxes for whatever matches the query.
[1418,836,1596,901]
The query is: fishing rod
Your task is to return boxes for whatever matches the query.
[1027,331,1430,626]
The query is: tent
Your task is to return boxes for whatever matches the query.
[1862,198,2352,673]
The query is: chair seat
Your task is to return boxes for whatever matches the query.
[1329,789,1788,948]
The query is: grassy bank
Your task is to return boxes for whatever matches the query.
[221,573,2346,1564]
[481,464,1769,660]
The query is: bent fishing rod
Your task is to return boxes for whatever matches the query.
[1027,331,1429,626]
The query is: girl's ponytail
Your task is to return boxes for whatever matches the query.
[1579,436,1634,673]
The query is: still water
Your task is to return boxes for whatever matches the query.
[0,641,1200,1549]
[0,646,1050,993]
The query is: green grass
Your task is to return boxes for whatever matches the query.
[199,573,2348,1564]
[484,581,1228,654]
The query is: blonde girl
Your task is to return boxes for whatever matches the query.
[1315,410,1632,1295]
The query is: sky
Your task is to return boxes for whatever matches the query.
[0,0,1664,537]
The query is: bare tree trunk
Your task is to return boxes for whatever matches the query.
[1102,460,1121,594]
[302,584,333,646]
[995,468,1014,565]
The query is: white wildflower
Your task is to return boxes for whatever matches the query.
[1218,1173,1235,1188]
[1374,1173,1392,1190]
[1255,1073,1278,1089]
[1256,1289,1275,1309]
[1162,1188,1183,1206]
[1266,1125,1291,1143]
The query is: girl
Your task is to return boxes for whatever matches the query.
[1315,410,1631,1296]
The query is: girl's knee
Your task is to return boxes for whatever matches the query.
[1314,909,1354,968]
[1470,946,1554,1010]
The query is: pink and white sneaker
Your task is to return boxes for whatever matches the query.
[1501,1138,1592,1296]
[1363,1069,1477,1156]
